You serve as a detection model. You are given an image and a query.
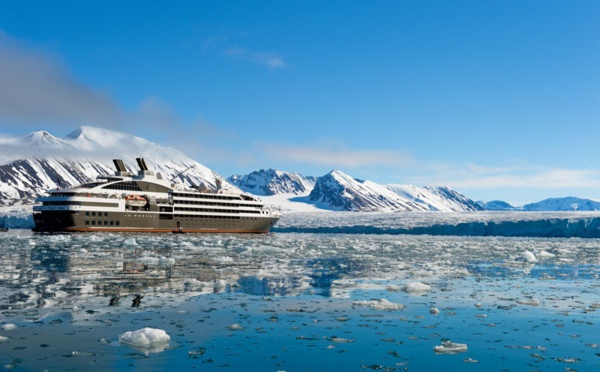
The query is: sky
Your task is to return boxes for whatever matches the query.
[0,1,599,205]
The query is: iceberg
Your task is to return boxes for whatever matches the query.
[119,327,170,354]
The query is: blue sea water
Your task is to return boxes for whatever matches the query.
[1,213,600,371]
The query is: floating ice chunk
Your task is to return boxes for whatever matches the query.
[538,250,556,258]
[434,340,468,354]
[330,336,355,343]
[119,327,170,347]
[158,256,175,267]
[403,282,431,294]
[137,256,159,265]
[1,324,16,331]
[184,278,203,289]
[516,298,541,306]
[0,335,8,342]
[521,250,537,263]
[214,279,227,292]
[213,256,234,264]
[386,284,400,292]
[352,299,406,311]
[429,307,440,315]
[227,324,245,331]
[124,238,138,246]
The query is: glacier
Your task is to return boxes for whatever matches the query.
[273,211,600,238]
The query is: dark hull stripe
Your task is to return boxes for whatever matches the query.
[62,227,268,234]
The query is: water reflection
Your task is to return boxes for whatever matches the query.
[1,231,599,312]
[2,230,600,370]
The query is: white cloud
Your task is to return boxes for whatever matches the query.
[446,168,600,190]
[224,46,287,69]
[0,31,193,141]
[0,31,121,129]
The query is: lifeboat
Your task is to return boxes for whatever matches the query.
[125,195,147,207]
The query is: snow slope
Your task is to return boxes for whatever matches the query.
[302,170,482,212]
[228,169,315,196]
[522,197,600,211]
[230,168,483,212]
[386,184,482,212]
[0,126,225,206]
[308,170,428,211]
[477,200,516,211]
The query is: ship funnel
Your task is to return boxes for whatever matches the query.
[113,159,127,172]
[135,157,154,176]
[112,159,130,176]
[136,158,149,171]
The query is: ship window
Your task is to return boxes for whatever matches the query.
[104,212,108,217]
[102,181,143,191]
[92,221,96,225]
[110,221,114,226]
[92,212,96,216]
[85,221,89,225]
[85,211,89,216]
[116,221,120,226]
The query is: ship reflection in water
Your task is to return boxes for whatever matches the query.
[1,229,600,370]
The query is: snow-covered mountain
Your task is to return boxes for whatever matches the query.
[5,126,594,214]
[305,170,482,212]
[307,170,425,211]
[228,169,316,196]
[477,200,516,211]
[228,167,481,212]
[522,197,600,211]
[386,184,482,212]
[0,126,222,206]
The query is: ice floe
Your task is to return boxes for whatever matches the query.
[434,340,468,354]
[352,299,406,310]
[403,282,431,294]
[119,327,170,354]
[521,250,537,263]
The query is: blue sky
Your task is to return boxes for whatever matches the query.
[0,1,599,205]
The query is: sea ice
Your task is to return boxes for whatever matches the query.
[158,256,175,267]
[352,299,406,310]
[537,250,556,258]
[0,335,8,342]
[521,250,537,263]
[124,238,138,246]
[1,324,16,331]
[227,324,245,330]
[329,336,355,343]
[403,282,431,294]
[119,327,170,346]
[516,298,541,306]
[434,340,468,354]
[385,284,400,292]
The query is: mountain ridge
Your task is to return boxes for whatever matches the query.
[0,126,222,206]
[1,126,598,212]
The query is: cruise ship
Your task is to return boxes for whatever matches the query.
[33,158,281,233]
